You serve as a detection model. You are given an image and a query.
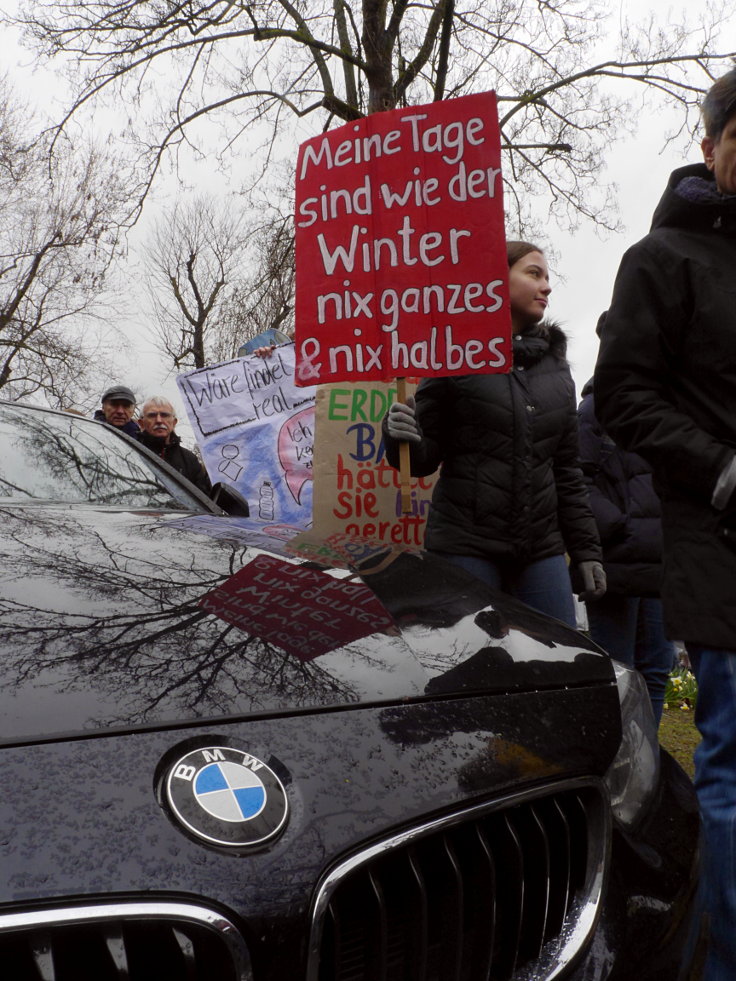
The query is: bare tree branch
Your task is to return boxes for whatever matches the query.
[0,76,130,406]
[7,0,736,235]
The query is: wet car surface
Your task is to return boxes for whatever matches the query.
[0,402,700,980]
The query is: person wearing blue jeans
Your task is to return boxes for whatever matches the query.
[438,553,577,627]
[578,366,675,725]
[687,647,736,979]
[594,69,736,981]
[383,239,605,629]
[586,595,673,724]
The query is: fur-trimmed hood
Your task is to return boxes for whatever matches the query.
[651,162,736,235]
[514,320,568,367]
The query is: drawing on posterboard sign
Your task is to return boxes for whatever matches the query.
[176,344,316,528]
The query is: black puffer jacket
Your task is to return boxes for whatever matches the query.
[578,380,663,596]
[595,163,736,647]
[384,323,601,565]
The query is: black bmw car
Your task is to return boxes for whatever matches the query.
[0,401,700,980]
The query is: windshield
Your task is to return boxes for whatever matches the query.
[0,403,209,510]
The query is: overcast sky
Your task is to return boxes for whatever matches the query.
[554,129,692,393]
[5,0,736,418]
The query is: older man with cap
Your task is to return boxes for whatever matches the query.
[94,385,140,437]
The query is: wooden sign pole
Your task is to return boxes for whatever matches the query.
[396,377,413,515]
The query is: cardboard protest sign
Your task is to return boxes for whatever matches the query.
[311,379,436,544]
[176,344,315,526]
[295,90,510,385]
[198,554,395,660]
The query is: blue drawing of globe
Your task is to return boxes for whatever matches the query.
[194,761,267,822]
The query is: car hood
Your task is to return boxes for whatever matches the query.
[0,504,612,744]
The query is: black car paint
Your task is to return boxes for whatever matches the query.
[0,402,701,980]
[0,504,616,739]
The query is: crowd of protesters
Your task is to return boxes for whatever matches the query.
[91,66,736,980]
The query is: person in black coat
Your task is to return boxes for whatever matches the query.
[594,69,736,981]
[578,361,674,725]
[383,240,605,627]
[137,396,211,496]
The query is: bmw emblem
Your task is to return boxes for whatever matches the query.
[165,746,288,848]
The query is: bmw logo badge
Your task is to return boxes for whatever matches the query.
[165,746,288,848]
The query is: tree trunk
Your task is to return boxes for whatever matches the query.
[362,1,395,113]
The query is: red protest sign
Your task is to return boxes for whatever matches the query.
[198,554,395,661]
[295,91,510,386]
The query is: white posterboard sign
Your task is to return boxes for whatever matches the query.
[177,343,316,526]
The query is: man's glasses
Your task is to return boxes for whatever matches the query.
[143,411,173,419]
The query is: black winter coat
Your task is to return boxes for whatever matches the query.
[384,323,601,566]
[595,163,736,647]
[578,381,663,597]
[137,430,212,496]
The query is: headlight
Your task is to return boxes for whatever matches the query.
[604,660,660,828]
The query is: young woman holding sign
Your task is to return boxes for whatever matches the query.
[383,240,605,626]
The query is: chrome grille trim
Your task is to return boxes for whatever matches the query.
[307,778,610,981]
[0,899,252,981]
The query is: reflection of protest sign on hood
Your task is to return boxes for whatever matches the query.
[197,553,396,662]
[176,344,315,527]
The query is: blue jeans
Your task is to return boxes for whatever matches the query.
[688,646,736,981]
[434,552,577,627]
[586,595,674,725]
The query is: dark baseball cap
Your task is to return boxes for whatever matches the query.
[101,385,136,404]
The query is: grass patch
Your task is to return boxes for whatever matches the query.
[659,708,699,779]
[659,668,699,779]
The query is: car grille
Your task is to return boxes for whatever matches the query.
[0,900,252,980]
[309,781,609,981]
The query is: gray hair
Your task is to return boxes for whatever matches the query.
[141,395,175,414]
